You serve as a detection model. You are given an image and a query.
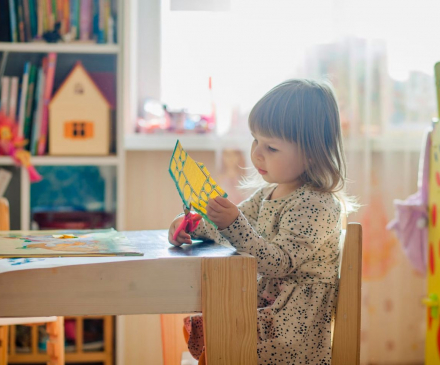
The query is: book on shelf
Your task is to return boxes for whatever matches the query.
[37,52,57,155]
[23,64,37,144]
[16,0,25,42]
[0,0,12,42]
[22,0,32,42]
[30,61,46,155]
[17,61,30,137]
[0,0,116,44]
[8,76,19,120]
[1,53,57,155]
[0,76,10,115]
[9,0,18,42]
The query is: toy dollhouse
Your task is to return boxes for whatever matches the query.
[48,62,112,156]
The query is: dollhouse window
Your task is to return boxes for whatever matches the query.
[64,121,94,139]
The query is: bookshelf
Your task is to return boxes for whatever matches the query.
[0,0,128,232]
[0,0,136,363]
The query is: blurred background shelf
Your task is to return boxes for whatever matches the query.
[0,42,120,54]
[0,156,120,166]
[8,315,114,365]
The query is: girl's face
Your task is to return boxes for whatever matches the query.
[251,131,306,192]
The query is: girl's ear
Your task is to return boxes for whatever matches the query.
[304,156,313,170]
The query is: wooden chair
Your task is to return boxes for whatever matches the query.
[177,222,363,365]
[332,222,363,365]
[0,197,65,365]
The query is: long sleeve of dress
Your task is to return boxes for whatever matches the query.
[219,192,341,278]
[188,188,264,242]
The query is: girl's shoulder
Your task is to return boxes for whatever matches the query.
[305,185,341,206]
[281,184,341,214]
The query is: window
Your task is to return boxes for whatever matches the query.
[140,0,440,137]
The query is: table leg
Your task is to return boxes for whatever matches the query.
[201,256,257,365]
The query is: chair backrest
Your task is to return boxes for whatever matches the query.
[332,222,362,365]
[0,197,9,231]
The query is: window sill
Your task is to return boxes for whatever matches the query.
[124,133,253,151]
[124,132,425,152]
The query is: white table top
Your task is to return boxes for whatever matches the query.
[0,230,242,318]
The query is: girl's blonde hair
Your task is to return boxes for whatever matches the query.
[241,78,357,214]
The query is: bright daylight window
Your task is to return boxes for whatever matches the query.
[158,0,440,138]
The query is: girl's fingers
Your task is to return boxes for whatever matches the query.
[207,199,223,213]
[206,208,220,221]
[169,225,192,246]
[214,196,231,208]
[178,230,191,240]
[168,231,182,246]
[207,202,223,215]
[178,230,192,244]
[206,205,214,215]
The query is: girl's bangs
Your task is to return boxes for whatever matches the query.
[248,95,297,142]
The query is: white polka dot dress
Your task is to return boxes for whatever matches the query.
[185,183,342,365]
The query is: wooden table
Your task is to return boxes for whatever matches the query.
[0,230,258,365]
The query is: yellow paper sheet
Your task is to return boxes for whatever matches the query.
[169,140,227,227]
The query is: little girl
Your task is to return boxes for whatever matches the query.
[169,79,352,364]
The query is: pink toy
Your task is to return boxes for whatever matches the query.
[387,129,430,274]
[0,112,42,183]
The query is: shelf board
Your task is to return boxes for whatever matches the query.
[0,42,120,54]
[125,133,253,151]
[125,133,425,152]
[0,155,120,166]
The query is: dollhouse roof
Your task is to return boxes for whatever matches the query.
[50,61,114,109]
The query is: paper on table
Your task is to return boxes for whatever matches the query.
[0,255,144,274]
[0,228,143,258]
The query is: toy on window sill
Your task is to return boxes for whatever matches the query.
[0,112,42,183]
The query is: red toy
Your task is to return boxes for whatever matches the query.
[0,112,42,182]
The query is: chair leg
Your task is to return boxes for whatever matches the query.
[46,318,65,365]
[104,316,113,365]
[0,326,8,365]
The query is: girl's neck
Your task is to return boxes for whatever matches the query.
[270,181,304,200]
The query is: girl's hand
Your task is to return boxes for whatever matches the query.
[168,216,192,246]
[206,196,239,230]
